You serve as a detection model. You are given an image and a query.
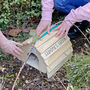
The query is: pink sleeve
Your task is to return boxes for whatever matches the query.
[41,0,54,21]
[65,2,90,27]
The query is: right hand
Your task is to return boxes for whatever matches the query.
[36,20,51,36]
[53,20,71,37]
[0,39,23,58]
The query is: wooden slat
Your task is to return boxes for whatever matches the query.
[35,31,58,48]
[18,44,30,62]
[22,37,33,45]
[41,37,70,59]
[45,41,72,65]
[18,29,73,78]
[47,47,73,72]
[36,35,66,53]
[35,50,47,73]
[47,48,73,78]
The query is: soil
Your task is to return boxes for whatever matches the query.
[0,28,89,90]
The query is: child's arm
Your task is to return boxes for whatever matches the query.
[0,31,23,58]
[41,0,54,21]
[65,2,90,27]
[54,3,90,37]
[0,31,8,43]
[36,0,54,36]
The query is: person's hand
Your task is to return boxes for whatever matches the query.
[36,20,51,36]
[0,39,23,58]
[54,21,71,37]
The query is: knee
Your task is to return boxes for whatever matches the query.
[54,0,76,14]
[54,0,63,9]
[54,0,68,14]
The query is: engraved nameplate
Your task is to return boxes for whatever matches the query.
[41,37,69,59]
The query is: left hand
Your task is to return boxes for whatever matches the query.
[54,21,71,37]
[0,39,23,58]
[36,20,51,36]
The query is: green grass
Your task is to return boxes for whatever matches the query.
[64,52,90,89]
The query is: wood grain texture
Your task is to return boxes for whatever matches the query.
[47,47,73,78]
[45,41,72,66]
[35,31,57,48]
[18,29,73,78]
[41,37,69,59]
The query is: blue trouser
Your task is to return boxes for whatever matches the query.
[54,0,89,14]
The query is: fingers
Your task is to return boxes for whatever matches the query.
[36,27,41,36]
[1,40,23,58]
[12,52,19,58]
[15,46,23,54]
[12,47,23,58]
[13,49,22,57]
[36,27,45,36]
[55,21,71,37]
[14,42,23,47]
[52,24,61,31]
[65,27,70,37]
[47,25,50,35]
[60,30,65,37]
[56,26,64,37]
[11,40,23,47]
[13,45,23,57]
[11,41,23,58]
[56,31,65,37]
[36,20,51,36]
[56,27,70,38]
[36,22,45,36]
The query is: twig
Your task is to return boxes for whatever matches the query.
[73,24,90,45]
[12,47,33,90]
[0,66,6,72]
[55,20,90,45]
[0,75,5,90]
[64,20,90,45]
[56,76,67,90]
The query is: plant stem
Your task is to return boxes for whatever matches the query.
[12,47,33,90]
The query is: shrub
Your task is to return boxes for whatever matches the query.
[65,52,90,89]
[0,0,41,30]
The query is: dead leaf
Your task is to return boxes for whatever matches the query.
[22,23,27,29]
[8,24,16,29]
[8,28,22,37]
[22,23,32,33]
[22,27,32,33]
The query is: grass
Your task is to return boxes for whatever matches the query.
[64,51,90,89]
[0,9,90,89]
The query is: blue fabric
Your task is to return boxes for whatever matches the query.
[54,0,89,14]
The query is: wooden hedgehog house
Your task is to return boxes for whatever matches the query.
[18,24,73,78]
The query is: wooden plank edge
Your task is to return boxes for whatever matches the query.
[45,41,72,66]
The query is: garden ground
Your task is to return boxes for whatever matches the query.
[0,10,90,90]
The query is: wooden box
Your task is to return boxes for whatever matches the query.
[18,25,73,78]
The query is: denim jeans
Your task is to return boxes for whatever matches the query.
[54,0,90,14]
